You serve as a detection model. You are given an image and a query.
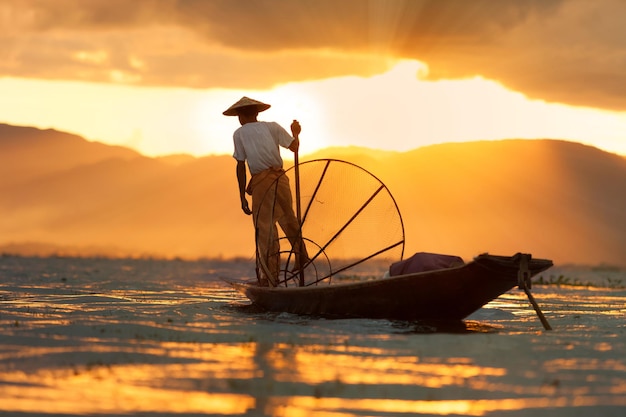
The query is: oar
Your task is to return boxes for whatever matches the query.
[518,254,552,331]
[521,280,552,330]
[291,120,305,287]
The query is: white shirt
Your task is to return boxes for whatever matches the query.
[232,121,294,175]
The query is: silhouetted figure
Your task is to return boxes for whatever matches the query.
[223,97,309,286]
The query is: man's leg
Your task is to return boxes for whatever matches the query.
[252,174,281,286]
[274,176,310,270]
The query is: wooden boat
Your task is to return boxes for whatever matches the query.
[232,252,553,321]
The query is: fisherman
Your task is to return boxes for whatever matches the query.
[223,96,309,287]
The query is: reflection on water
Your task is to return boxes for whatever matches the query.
[266,395,626,416]
[1,257,625,416]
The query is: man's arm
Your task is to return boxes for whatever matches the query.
[236,160,252,215]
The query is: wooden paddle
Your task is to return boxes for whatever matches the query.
[291,120,305,286]
[522,281,552,330]
[518,254,552,330]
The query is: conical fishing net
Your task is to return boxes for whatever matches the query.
[255,159,404,286]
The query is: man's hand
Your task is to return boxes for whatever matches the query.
[289,120,301,153]
[290,120,301,138]
[241,197,252,215]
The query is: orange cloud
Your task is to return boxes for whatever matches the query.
[2,0,626,110]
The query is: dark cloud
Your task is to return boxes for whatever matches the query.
[2,0,626,110]
[3,0,171,30]
[407,0,626,110]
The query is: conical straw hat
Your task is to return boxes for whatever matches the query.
[222,96,271,116]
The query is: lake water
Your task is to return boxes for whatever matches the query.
[1,256,625,416]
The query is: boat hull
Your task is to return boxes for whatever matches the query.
[233,253,553,321]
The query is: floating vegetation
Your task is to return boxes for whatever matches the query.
[605,277,625,289]
[535,274,624,288]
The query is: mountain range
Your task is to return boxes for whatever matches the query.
[1,123,624,266]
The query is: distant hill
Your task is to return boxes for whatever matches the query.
[1,123,625,266]
[315,140,626,267]
[0,124,140,188]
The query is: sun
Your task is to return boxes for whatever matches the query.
[260,86,329,156]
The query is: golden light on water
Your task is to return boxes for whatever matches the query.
[10,335,615,415]
[2,257,626,416]
[1,375,255,415]
[272,348,506,387]
[269,395,626,416]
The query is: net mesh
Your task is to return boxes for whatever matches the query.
[257,159,404,286]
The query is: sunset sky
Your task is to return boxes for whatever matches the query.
[1,0,626,157]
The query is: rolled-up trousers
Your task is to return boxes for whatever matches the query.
[248,168,304,286]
